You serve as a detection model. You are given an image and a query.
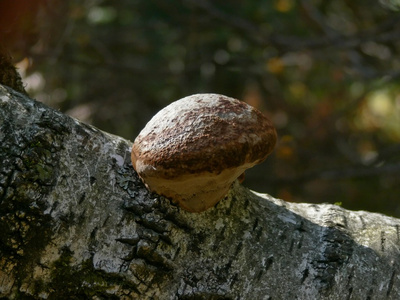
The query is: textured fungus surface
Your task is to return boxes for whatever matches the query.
[131,94,277,212]
[132,94,276,177]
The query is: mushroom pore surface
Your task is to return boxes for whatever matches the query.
[131,93,277,212]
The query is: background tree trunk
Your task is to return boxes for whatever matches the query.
[1,84,400,299]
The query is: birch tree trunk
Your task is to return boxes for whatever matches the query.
[1,84,400,299]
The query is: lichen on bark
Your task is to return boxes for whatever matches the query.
[0,49,27,95]
[0,85,66,294]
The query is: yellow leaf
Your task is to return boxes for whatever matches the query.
[275,0,294,13]
[266,57,284,74]
[289,82,307,99]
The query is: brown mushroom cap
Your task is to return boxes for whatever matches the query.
[131,93,277,212]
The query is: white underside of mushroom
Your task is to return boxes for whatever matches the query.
[137,162,254,213]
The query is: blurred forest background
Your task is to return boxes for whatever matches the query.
[1,0,400,216]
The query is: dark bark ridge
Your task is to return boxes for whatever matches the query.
[1,84,400,299]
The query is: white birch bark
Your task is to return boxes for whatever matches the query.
[1,84,399,299]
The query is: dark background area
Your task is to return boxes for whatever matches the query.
[1,0,400,216]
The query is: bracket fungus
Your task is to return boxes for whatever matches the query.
[131,94,277,212]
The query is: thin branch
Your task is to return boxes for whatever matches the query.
[183,0,266,45]
[299,0,339,38]
[186,0,400,52]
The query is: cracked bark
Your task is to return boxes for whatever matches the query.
[1,84,400,299]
